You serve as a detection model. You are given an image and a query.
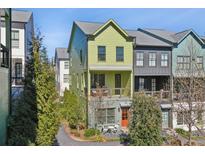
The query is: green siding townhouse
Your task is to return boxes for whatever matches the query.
[69,19,134,129]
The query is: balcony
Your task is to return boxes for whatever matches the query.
[134,90,171,101]
[90,87,131,101]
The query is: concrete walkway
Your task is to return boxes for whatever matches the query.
[55,126,122,146]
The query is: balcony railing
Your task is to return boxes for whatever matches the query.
[135,90,171,101]
[90,87,131,98]
[0,43,9,68]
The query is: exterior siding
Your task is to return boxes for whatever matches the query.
[88,25,133,67]
[172,33,205,76]
[69,24,88,96]
[87,25,133,98]
[134,47,172,76]
[0,68,9,145]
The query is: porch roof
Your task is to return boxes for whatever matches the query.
[89,65,132,71]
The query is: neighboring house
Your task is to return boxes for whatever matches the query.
[0,8,11,145]
[126,29,173,129]
[55,48,70,96]
[135,28,205,130]
[69,19,134,129]
[0,10,34,97]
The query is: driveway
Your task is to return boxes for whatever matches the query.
[55,126,122,146]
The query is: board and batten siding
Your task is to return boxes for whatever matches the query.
[134,47,172,76]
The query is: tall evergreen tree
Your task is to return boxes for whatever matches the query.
[33,34,59,145]
[8,30,59,145]
[129,93,162,146]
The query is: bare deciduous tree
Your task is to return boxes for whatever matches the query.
[173,39,205,145]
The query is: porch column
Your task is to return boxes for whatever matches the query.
[87,70,91,100]
[131,71,133,98]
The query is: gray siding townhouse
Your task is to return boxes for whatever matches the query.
[126,29,173,128]
[128,28,205,130]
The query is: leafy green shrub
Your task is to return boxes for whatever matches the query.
[84,128,100,137]
[175,128,189,137]
[59,90,86,129]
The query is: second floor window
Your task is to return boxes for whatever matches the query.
[64,61,69,69]
[63,74,69,83]
[98,46,106,61]
[116,47,124,61]
[197,56,203,69]
[161,53,168,67]
[149,53,156,67]
[177,56,190,70]
[136,53,143,66]
[12,30,19,48]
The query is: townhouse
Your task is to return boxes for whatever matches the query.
[55,48,70,96]
[136,28,205,130]
[0,8,11,145]
[0,10,34,97]
[69,19,134,128]
[68,19,205,130]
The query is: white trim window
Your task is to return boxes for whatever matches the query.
[63,74,69,83]
[161,53,168,67]
[197,56,203,69]
[12,30,19,48]
[64,61,69,69]
[149,53,156,67]
[136,52,144,66]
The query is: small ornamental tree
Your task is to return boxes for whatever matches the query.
[129,93,162,146]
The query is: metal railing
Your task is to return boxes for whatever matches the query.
[90,87,131,98]
[0,43,9,68]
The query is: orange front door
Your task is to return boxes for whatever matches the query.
[121,107,129,127]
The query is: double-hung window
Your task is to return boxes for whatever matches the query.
[149,53,156,67]
[12,30,19,48]
[161,53,168,67]
[116,47,124,61]
[197,56,203,69]
[98,46,106,61]
[177,56,190,70]
[136,53,143,66]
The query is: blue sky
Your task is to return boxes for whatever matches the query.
[17,8,205,58]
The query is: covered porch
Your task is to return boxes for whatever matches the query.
[88,70,133,100]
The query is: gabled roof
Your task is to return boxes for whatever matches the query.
[126,29,172,47]
[74,19,131,39]
[141,28,176,43]
[74,21,102,35]
[55,48,69,60]
[140,28,204,45]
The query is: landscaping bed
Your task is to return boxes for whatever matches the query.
[63,123,120,142]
